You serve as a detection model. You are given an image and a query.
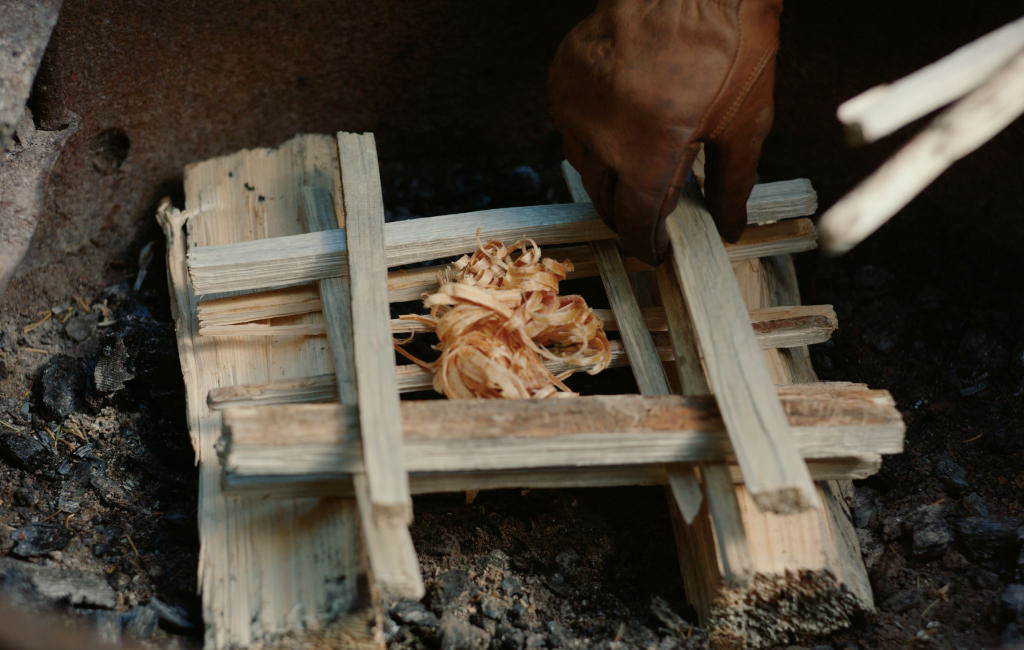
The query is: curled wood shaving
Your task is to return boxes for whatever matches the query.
[396,239,611,399]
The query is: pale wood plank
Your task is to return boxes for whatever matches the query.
[337,131,416,523]
[666,187,817,513]
[746,178,818,224]
[821,49,1024,254]
[837,16,1024,143]
[301,186,357,405]
[187,209,818,296]
[218,385,904,478]
[167,135,362,648]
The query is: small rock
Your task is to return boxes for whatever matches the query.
[934,452,970,496]
[961,492,990,517]
[149,596,195,631]
[391,599,440,630]
[508,598,532,629]
[554,550,580,571]
[956,516,1024,565]
[881,512,904,542]
[525,631,546,648]
[857,528,884,569]
[63,315,96,342]
[33,355,89,420]
[906,504,951,560]
[431,568,470,609]
[0,430,52,472]
[545,620,575,647]
[479,593,508,621]
[501,575,523,596]
[13,486,37,507]
[0,557,116,608]
[124,604,160,639]
[440,614,490,650]
[381,614,400,642]
[1003,584,1024,624]
[11,522,72,557]
[495,622,526,650]
[882,589,920,613]
[546,571,568,596]
[853,487,879,529]
[485,549,510,570]
[89,471,131,507]
[0,523,15,554]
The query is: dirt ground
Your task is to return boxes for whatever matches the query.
[1,2,1023,648]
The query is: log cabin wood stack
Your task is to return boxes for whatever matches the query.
[158,131,905,648]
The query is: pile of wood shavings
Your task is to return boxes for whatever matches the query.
[396,239,611,399]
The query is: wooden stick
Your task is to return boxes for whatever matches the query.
[187,202,818,296]
[561,160,708,532]
[338,133,414,515]
[655,253,755,580]
[222,456,883,498]
[821,49,1024,255]
[666,188,817,513]
[218,385,903,480]
[194,223,823,327]
[301,186,357,405]
[207,332,852,410]
[837,16,1024,143]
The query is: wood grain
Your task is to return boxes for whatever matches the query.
[666,188,817,513]
[337,132,413,518]
[166,135,362,648]
[186,182,819,295]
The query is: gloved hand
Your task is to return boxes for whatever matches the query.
[549,0,783,264]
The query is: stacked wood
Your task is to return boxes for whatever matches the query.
[163,133,903,648]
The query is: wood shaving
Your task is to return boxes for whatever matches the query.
[396,238,611,399]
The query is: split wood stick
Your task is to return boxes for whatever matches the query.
[301,186,357,405]
[187,213,818,296]
[837,15,1024,143]
[219,385,904,475]
[338,131,414,519]
[666,187,817,513]
[170,134,365,648]
[561,161,705,522]
[197,295,837,349]
[222,456,883,499]
[353,474,422,601]
[821,48,1024,255]
[194,228,822,327]
[208,344,864,410]
[656,258,753,577]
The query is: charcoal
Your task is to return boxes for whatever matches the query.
[32,354,89,419]
[10,522,71,557]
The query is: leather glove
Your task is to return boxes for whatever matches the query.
[549,0,782,264]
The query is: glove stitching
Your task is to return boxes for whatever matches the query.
[707,46,775,141]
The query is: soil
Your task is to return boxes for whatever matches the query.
[1,2,1023,649]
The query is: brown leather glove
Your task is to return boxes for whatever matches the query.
[549,0,782,264]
